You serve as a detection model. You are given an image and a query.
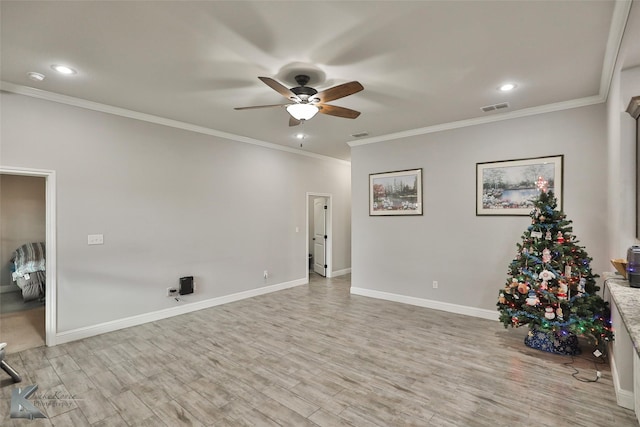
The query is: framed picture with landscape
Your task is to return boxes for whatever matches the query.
[476,155,563,216]
[370,168,422,216]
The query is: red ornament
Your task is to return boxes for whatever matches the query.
[557,231,565,243]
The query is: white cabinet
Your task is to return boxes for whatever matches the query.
[610,295,635,409]
[634,352,640,424]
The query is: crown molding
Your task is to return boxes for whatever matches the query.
[0,81,351,166]
[348,95,605,147]
[599,0,633,100]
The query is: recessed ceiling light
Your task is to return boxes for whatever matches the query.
[295,133,305,140]
[27,72,45,82]
[51,64,77,75]
[499,83,517,92]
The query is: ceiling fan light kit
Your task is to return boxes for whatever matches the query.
[235,73,363,126]
[286,103,319,121]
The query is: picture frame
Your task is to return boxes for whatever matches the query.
[476,155,563,216]
[370,168,422,216]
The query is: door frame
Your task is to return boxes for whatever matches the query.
[306,192,332,280]
[1,166,57,346]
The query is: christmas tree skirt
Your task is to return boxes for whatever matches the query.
[524,327,581,355]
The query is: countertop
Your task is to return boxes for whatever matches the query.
[605,271,640,355]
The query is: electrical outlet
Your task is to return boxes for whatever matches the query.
[432,281,438,289]
[167,287,178,297]
[264,270,268,279]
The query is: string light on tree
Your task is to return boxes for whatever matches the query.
[536,176,548,192]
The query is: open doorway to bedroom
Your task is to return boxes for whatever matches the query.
[0,174,46,352]
[0,167,56,354]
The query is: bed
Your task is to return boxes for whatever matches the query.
[10,242,46,302]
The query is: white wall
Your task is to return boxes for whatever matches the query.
[0,174,46,289]
[607,65,640,259]
[351,104,607,313]
[0,92,351,333]
[606,0,640,259]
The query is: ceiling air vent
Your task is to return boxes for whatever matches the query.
[481,102,510,113]
[351,132,369,138]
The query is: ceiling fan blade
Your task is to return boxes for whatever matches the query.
[312,81,363,103]
[258,77,301,102]
[289,116,301,127]
[318,104,361,119]
[234,104,289,110]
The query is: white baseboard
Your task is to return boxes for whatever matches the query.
[610,350,635,410]
[332,268,351,277]
[55,278,307,345]
[0,284,19,294]
[350,287,499,321]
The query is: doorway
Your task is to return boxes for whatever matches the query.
[307,193,332,279]
[0,167,57,351]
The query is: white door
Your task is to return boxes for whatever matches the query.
[313,198,327,276]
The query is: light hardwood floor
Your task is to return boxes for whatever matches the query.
[0,273,637,426]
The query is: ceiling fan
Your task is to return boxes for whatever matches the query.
[235,74,364,127]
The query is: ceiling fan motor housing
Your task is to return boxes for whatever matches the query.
[291,75,317,101]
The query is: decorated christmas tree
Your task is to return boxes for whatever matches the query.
[497,189,613,355]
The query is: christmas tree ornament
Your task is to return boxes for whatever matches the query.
[557,281,568,300]
[542,248,551,263]
[517,282,530,294]
[557,231,565,243]
[544,307,555,320]
[564,265,572,277]
[525,290,539,306]
[499,293,506,304]
[531,231,543,239]
[545,230,552,240]
[539,269,555,282]
[556,307,564,320]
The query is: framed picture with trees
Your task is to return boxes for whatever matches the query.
[369,168,422,216]
[476,155,563,216]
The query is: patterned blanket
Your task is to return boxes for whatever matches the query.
[11,242,46,280]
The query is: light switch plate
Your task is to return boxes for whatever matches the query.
[88,234,104,245]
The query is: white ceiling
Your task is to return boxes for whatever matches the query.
[1,1,637,161]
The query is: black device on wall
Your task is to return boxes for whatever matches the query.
[179,276,194,295]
